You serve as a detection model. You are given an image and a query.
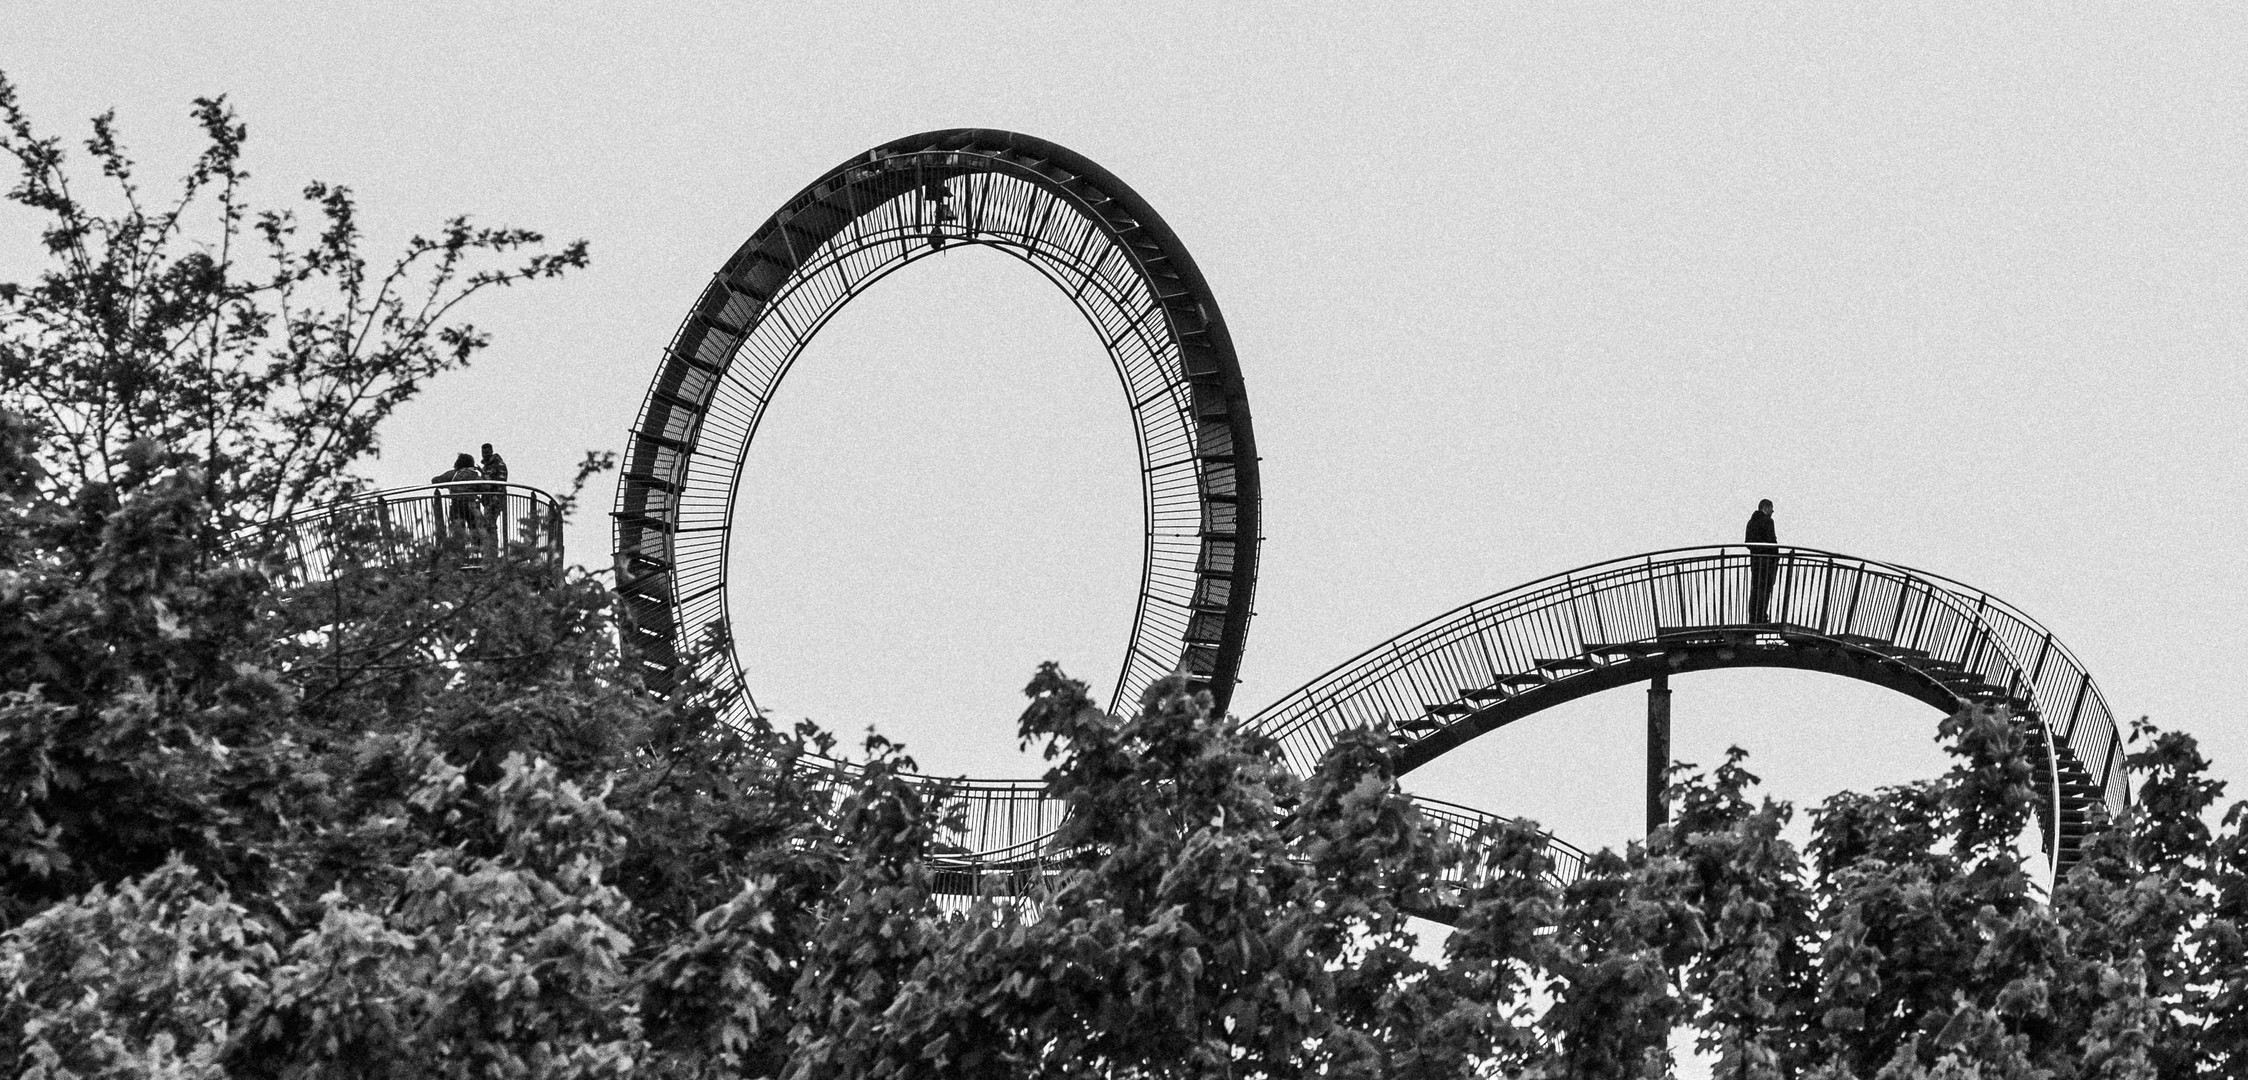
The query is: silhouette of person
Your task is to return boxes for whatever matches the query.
[479,443,509,541]
[1746,498,1778,623]
[431,452,485,549]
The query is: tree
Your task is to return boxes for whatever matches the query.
[4,76,2246,1078]
[0,69,595,925]
[0,72,587,531]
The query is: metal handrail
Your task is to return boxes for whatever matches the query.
[1245,544,2127,838]
[1253,545,2087,720]
[1412,793,1592,886]
[790,753,1067,867]
[769,540,2132,896]
[234,481,565,585]
[800,749,1589,887]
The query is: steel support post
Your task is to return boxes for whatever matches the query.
[1647,671,1673,834]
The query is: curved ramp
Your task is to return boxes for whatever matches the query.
[611,129,1261,722]
[1248,545,2126,867]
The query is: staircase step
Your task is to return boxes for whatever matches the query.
[1537,657,1596,673]
[1872,645,1933,661]
[1425,702,1473,718]
[1584,641,1660,658]
[1499,672,1551,688]
[1730,621,1817,636]
[1397,716,1443,735]
[1463,687,1509,702]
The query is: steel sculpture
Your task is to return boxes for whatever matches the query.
[612,129,1261,725]
[1247,545,2127,868]
[610,130,2128,913]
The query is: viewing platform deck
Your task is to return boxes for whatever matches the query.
[239,482,565,585]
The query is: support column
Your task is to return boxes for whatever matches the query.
[1647,671,1672,835]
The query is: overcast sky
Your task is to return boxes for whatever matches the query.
[5,1,2244,861]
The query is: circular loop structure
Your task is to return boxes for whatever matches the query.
[1247,544,2128,868]
[613,129,1261,724]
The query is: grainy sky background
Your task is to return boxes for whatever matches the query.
[5,2,2244,866]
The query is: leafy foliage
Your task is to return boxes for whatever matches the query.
[0,71,588,530]
[3,76,2245,1078]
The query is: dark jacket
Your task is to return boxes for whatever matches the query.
[1746,509,1777,550]
[475,453,507,502]
[432,466,484,519]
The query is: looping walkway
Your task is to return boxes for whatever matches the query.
[611,129,1260,726]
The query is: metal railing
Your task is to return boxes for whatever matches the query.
[788,542,2136,902]
[1413,794,1591,888]
[237,481,564,585]
[826,765,1585,893]
[1248,545,2126,831]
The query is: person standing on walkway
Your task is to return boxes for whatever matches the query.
[431,453,485,551]
[479,443,509,542]
[1746,498,1779,623]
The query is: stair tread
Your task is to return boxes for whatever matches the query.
[1584,641,1661,656]
[1536,657,1596,671]
[1874,645,1933,658]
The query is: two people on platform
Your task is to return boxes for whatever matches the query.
[431,444,509,559]
[1746,498,1779,624]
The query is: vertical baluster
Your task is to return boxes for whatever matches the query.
[2064,672,2090,747]
[1840,565,1866,636]
[1815,556,1836,631]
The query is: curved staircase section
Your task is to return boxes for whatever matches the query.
[1247,545,2126,868]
